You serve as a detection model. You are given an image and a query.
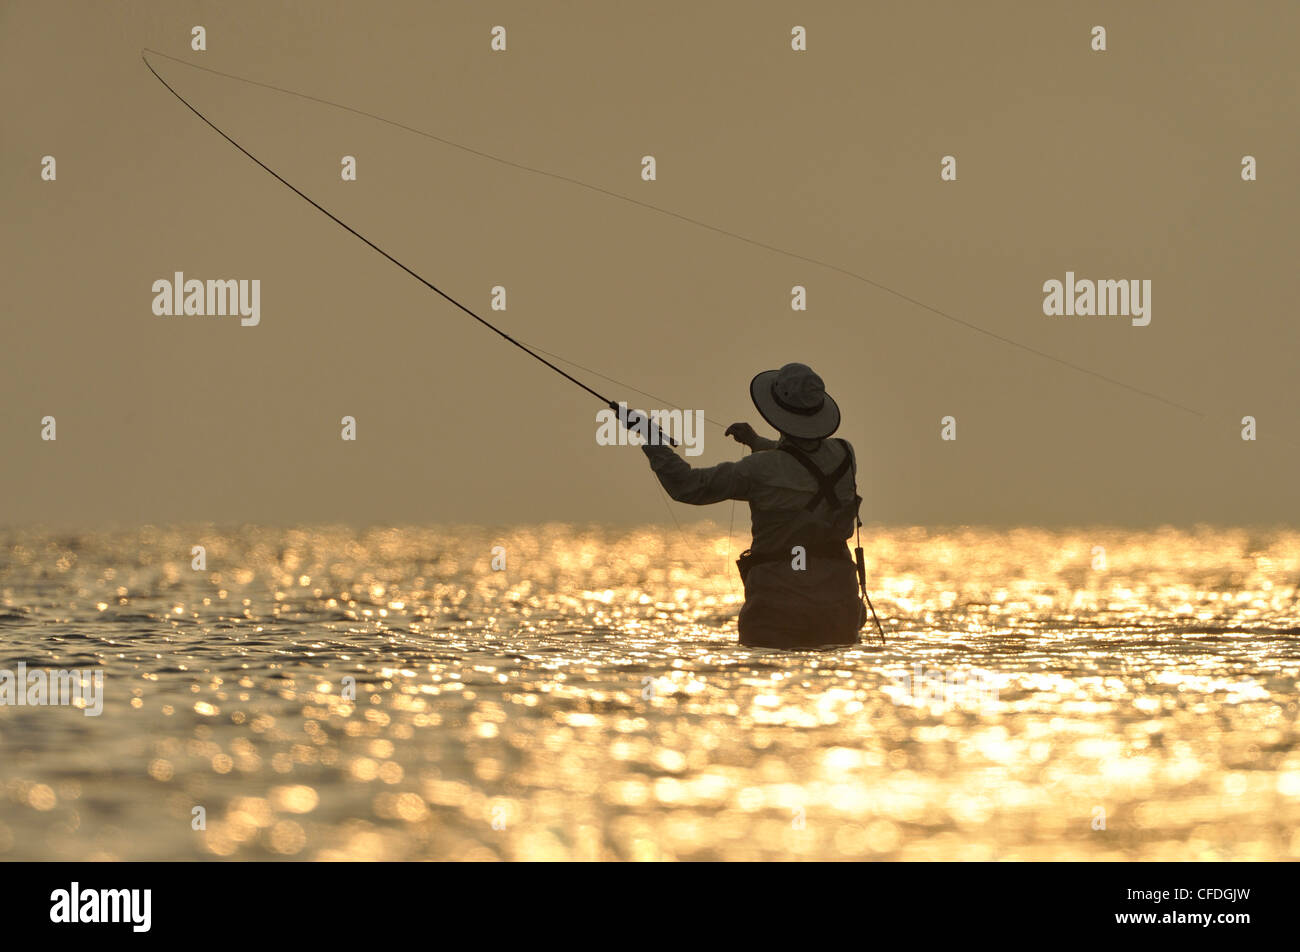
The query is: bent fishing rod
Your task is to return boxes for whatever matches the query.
[140,51,674,448]
[143,52,895,639]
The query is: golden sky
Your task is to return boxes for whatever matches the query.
[3,0,1297,527]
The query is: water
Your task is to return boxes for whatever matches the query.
[1,524,1298,860]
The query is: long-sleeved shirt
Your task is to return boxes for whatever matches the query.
[642,434,860,557]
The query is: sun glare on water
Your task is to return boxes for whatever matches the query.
[0,524,1298,860]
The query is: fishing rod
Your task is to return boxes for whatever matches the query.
[140,51,676,448]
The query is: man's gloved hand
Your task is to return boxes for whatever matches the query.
[724,422,760,448]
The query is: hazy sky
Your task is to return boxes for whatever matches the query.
[3,0,1297,529]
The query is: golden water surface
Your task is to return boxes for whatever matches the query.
[1,524,1298,860]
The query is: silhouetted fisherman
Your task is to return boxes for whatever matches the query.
[641,363,867,648]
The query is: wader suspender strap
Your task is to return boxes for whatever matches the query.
[778,439,886,645]
[778,439,855,513]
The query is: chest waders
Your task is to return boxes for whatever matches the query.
[735,439,887,645]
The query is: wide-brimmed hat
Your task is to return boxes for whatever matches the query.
[750,363,840,439]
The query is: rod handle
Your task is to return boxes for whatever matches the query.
[613,401,679,448]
